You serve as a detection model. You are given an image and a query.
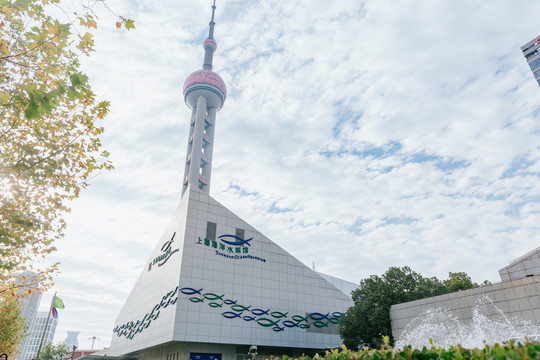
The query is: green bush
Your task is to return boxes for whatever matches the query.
[269,339,540,360]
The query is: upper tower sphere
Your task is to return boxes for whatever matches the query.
[183,0,226,111]
[183,69,227,110]
[203,38,217,52]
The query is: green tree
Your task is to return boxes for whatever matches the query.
[0,0,133,351]
[339,267,478,349]
[0,0,133,294]
[444,271,478,292]
[0,295,28,357]
[39,343,69,360]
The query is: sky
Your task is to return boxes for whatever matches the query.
[33,0,540,351]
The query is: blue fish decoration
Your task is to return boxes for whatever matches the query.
[218,234,253,246]
[180,287,203,295]
[282,320,299,328]
[251,308,270,316]
[222,311,243,319]
[308,312,329,320]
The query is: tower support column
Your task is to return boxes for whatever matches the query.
[201,107,216,191]
[186,95,208,193]
[182,107,197,195]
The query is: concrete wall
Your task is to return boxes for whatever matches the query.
[390,275,540,340]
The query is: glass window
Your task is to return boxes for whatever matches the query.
[530,57,540,70]
[206,221,216,241]
[235,228,244,239]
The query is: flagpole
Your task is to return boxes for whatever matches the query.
[35,291,56,360]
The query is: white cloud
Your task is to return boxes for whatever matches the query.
[37,0,540,350]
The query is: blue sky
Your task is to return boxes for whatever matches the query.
[36,0,540,350]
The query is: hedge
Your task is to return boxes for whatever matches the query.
[276,338,540,360]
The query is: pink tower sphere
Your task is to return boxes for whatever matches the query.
[183,70,227,110]
[203,38,217,52]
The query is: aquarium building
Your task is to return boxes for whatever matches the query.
[105,3,356,360]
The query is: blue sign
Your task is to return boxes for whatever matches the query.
[218,234,252,246]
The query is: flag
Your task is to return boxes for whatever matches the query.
[53,295,65,309]
[51,307,58,318]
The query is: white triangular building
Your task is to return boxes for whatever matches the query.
[107,3,355,359]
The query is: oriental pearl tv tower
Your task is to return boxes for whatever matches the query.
[182,0,226,197]
[109,2,354,356]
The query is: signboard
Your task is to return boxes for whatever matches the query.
[196,234,266,262]
[148,232,179,271]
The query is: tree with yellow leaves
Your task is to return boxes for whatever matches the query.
[0,294,27,356]
[0,0,134,350]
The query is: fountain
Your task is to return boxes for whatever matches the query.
[395,295,540,349]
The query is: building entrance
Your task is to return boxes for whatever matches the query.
[189,353,222,360]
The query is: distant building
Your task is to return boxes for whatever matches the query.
[521,35,540,86]
[64,331,80,350]
[17,311,58,360]
[17,273,42,322]
[13,273,42,360]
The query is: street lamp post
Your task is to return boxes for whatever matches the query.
[88,337,99,350]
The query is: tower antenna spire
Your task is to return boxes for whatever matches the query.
[203,0,218,70]
[209,0,216,36]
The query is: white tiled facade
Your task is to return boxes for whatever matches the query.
[109,187,355,358]
[499,246,540,282]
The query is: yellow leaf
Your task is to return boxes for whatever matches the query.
[2,6,13,15]
[124,19,135,30]
[81,32,93,43]
[87,19,97,29]
[48,25,58,34]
